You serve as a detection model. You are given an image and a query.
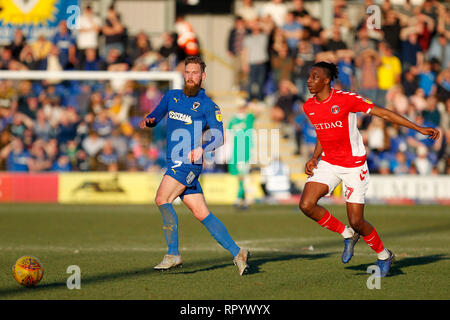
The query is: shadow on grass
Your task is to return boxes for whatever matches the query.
[344,254,450,277]
[0,252,333,298]
[0,265,159,298]
[176,251,334,275]
[246,252,333,275]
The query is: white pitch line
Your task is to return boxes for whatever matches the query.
[0,237,325,254]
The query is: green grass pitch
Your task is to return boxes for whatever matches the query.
[0,203,449,300]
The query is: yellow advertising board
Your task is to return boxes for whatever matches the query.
[58,172,162,204]
[200,174,238,204]
[59,172,266,205]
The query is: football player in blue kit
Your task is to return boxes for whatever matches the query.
[139,56,250,275]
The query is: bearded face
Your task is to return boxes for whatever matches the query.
[183,63,205,96]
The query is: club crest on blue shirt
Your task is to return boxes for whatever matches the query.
[331,105,340,114]
[215,109,222,122]
[191,101,200,111]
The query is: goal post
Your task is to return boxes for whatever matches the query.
[0,70,184,89]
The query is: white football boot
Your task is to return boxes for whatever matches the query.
[233,248,250,275]
[154,254,183,270]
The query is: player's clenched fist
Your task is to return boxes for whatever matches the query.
[305,158,318,177]
[139,115,155,129]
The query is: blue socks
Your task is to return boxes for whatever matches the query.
[158,203,179,255]
[158,205,240,258]
[201,212,241,258]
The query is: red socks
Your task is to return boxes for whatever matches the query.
[317,211,386,255]
[317,211,346,234]
[363,228,385,253]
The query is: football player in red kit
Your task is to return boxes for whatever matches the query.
[300,62,439,277]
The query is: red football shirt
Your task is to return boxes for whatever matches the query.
[303,88,374,168]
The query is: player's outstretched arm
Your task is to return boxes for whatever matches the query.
[139,93,170,129]
[369,105,440,140]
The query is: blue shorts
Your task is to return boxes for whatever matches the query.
[165,160,203,199]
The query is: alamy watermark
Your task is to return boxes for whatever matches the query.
[366,5,381,30]
[66,265,81,290]
[168,122,280,168]
[366,265,381,290]
[66,5,81,30]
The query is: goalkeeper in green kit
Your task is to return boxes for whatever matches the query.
[227,102,256,209]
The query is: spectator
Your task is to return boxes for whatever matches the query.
[355,48,379,103]
[77,5,102,57]
[9,29,27,61]
[0,138,31,172]
[0,80,17,112]
[79,48,106,71]
[377,42,402,107]
[270,27,293,84]
[30,34,53,70]
[175,14,200,59]
[129,31,152,66]
[415,145,432,175]
[139,82,162,115]
[242,19,269,101]
[10,113,33,139]
[391,151,410,175]
[0,46,14,70]
[324,27,347,52]
[294,104,316,156]
[366,117,390,153]
[307,17,324,50]
[402,68,419,97]
[282,11,303,56]
[28,142,52,172]
[75,149,90,172]
[336,49,355,91]
[235,0,258,25]
[428,33,450,70]
[271,79,299,129]
[102,5,127,58]
[18,45,38,70]
[291,39,315,100]
[422,95,441,127]
[353,27,377,58]
[92,110,114,137]
[109,128,128,163]
[97,140,119,171]
[158,32,178,70]
[386,85,409,116]
[227,16,249,91]
[52,20,77,69]
[417,60,437,97]
[82,130,105,159]
[382,10,402,57]
[105,48,129,71]
[291,0,310,20]
[52,155,72,172]
[436,68,450,102]
[56,110,78,150]
[416,13,435,52]
[400,31,423,71]
[410,88,428,113]
[261,0,288,28]
[42,45,63,83]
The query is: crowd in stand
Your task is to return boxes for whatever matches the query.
[229,0,449,175]
[0,4,190,172]
[0,0,449,176]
